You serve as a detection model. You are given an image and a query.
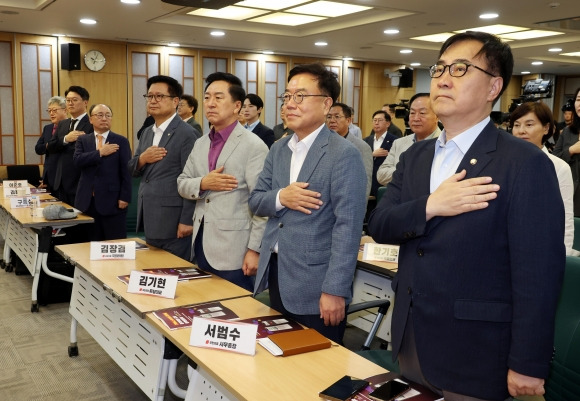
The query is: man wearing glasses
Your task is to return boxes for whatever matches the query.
[36,96,67,195]
[326,102,372,197]
[250,63,367,343]
[47,86,93,206]
[73,104,131,241]
[369,32,564,400]
[364,110,398,198]
[128,75,197,260]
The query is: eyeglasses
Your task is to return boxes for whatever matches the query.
[429,62,496,78]
[326,114,345,121]
[279,92,328,104]
[46,108,65,114]
[373,118,387,123]
[143,94,176,102]
[91,113,113,119]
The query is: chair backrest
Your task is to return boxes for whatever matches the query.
[544,255,580,400]
[6,165,41,187]
[573,218,580,252]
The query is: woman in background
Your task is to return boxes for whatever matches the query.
[554,87,580,216]
[512,101,577,256]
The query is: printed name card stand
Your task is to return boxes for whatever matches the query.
[190,316,258,356]
[3,180,29,198]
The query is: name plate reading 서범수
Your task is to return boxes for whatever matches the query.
[10,196,32,209]
[127,271,179,299]
[190,316,258,356]
[3,180,30,198]
[90,241,136,260]
[362,242,400,263]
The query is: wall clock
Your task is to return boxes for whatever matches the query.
[84,50,106,72]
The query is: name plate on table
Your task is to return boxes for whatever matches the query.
[190,316,258,356]
[10,196,32,209]
[3,180,30,197]
[362,242,400,263]
[127,271,179,299]
[90,241,136,260]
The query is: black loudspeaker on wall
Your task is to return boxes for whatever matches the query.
[61,43,81,71]
[398,68,413,88]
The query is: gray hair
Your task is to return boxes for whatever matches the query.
[47,96,66,108]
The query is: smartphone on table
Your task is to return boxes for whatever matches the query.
[368,379,411,401]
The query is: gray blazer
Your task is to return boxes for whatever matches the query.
[128,114,197,240]
[249,125,367,315]
[344,131,373,197]
[177,122,268,271]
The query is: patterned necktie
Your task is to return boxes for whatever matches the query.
[51,124,57,137]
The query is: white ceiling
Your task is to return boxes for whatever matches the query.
[1,0,580,76]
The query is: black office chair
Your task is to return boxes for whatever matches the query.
[6,165,41,187]
[544,255,580,400]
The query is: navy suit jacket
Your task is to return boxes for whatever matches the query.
[35,123,58,187]
[47,115,93,199]
[73,131,132,216]
[250,125,367,315]
[251,121,275,149]
[364,131,398,196]
[368,122,565,400]
[128,114,197,240]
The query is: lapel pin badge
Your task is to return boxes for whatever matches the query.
[470,158,477,165]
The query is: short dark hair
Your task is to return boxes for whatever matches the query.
[288,63,340,102]
[409,93,430,109]
[372,110,391,121]
[331,102,352,119]
[147,75,183,98]
[181,94,198,115]
[510,101,555,144]
[89,104,113,116]
[65,86,90,101]
[205,72,246,103]
[245,94,263,109]
[439,31,513,101]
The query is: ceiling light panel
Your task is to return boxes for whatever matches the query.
[249,12,326,26]
[188,6,268,20]
[235,0,309,10]
[562,52,580,57]
[287,1,371,17]
[411,33,454,43]
[499,30,564,40]
[455,24,528,35]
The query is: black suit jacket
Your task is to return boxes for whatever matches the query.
[35,123,58,189]
[47,115,93,204]
[364,132,398,196]
[368,122,565,400]
[251,122,275,149]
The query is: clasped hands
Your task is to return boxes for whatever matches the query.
[425,169,500,221]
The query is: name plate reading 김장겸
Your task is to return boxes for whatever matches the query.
[3,180,30,197]
[190,316,258,356]
[127,271,179,299]
[362,242,399,263]
[90,241,136,260]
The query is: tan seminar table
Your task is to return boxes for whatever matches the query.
[0,191,94,311]
[56,239,251,400]
[146,296,388,401]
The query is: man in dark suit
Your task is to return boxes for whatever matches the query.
[128,75,197,260]
[364,110,398,197]
[250,63,367,343]
[242,93,274,148]
[47,86,93,206]
[73,104,131,240]
[368,31,565,400]
[36,96,67,195]
[178,94,202,138]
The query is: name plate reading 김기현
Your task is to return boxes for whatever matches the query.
[127,271,179,299]
[3,180,30,197]
[90,241,136,260]
[190,316,258,356]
